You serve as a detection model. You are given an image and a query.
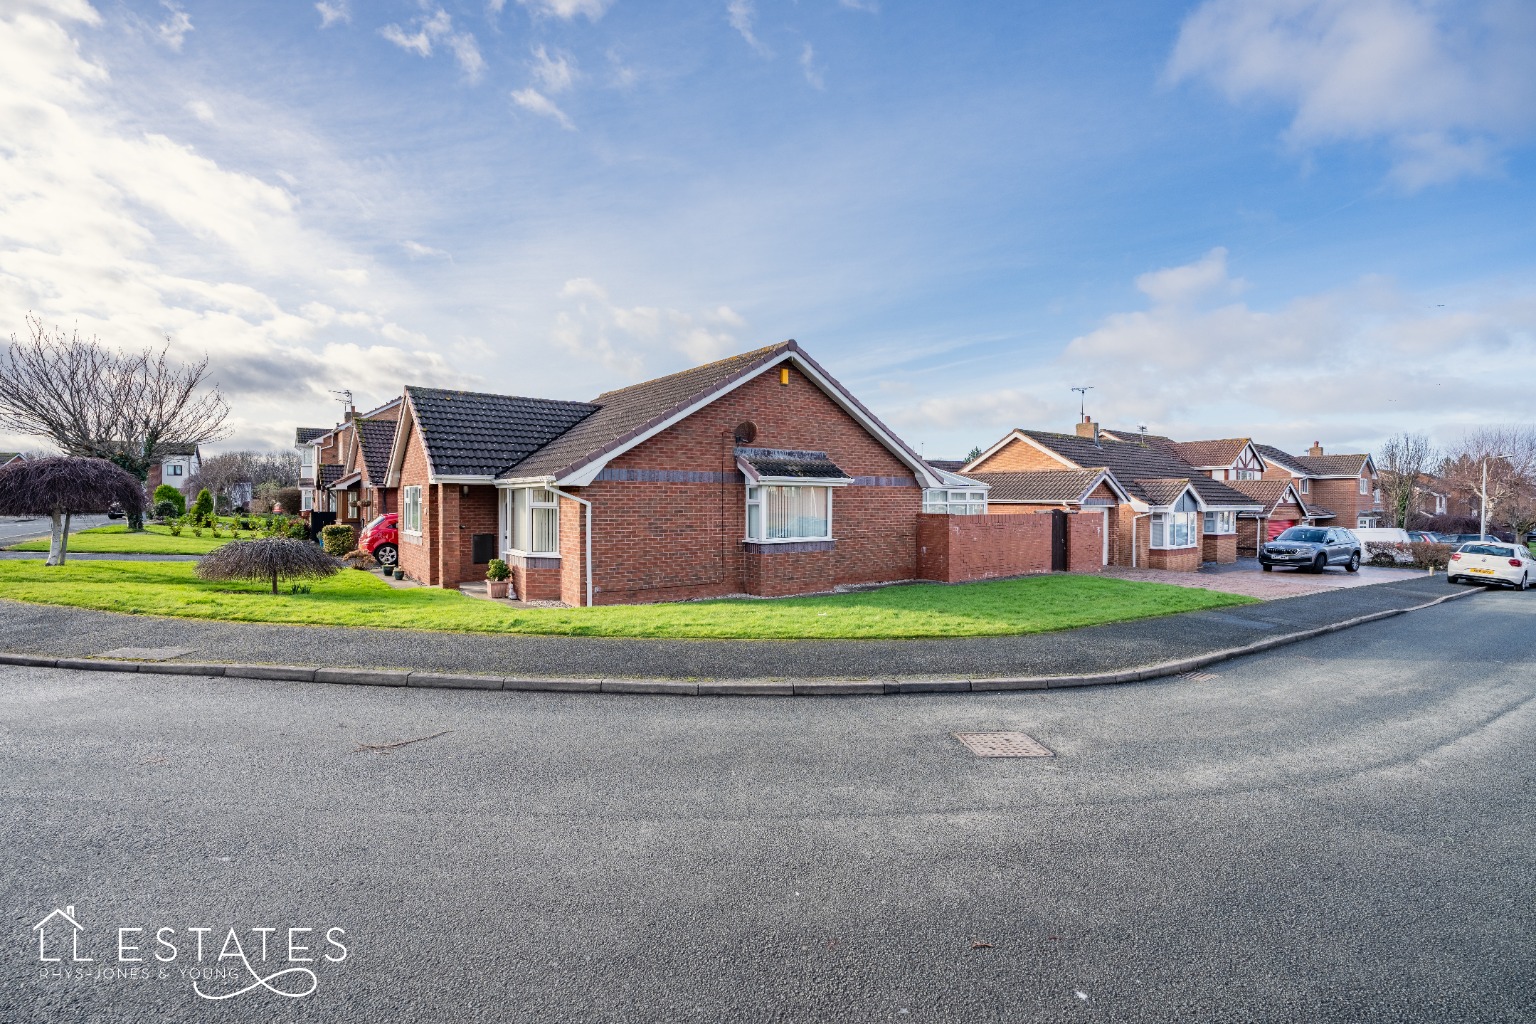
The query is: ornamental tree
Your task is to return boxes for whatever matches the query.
[195,538,341,595]
[0,456,145,565]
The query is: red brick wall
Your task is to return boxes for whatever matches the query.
[1311,476,1377,526]
[1148,544,1203,571]
[580,364,923,604]
[969,437,1067,473]
[435,484,497,590]
[916,513,1051,583]
[395,417,435,585]
[1067,512,1104,572]
[511,557,561,602]
[559,495,587,606]
[1201,531,1238,564]
[742,545,837,596]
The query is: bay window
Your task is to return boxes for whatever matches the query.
[1150,511,1197,548]
[503,487,560,556]
[745,485,832,542]
[401,486,422,535]
[1203,510,1236,535]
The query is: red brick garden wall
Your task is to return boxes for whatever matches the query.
[1067,512,1104,572]
[916,513,1051,583]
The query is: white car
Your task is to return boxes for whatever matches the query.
[1447,541,1535,590]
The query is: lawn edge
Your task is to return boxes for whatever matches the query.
[0,586,1479,695]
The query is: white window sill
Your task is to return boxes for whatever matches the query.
[1149,544,1199,551]
[504,550,561,560]
[744,537,834,544]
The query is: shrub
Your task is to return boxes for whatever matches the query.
[1363,541,1411,566]
[190,488,214,524]
[192,525,203,538]
[195,538,342,595]
[168,521,183,536]
[152,484,186,517]
[286,518,310,540]
[152,498,181,520]
[486,558,510,582]
[320,523,356,556]
[1409,541,1452,570]
[338,549,375,570]
[274,487,303,515]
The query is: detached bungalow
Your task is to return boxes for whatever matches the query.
[384,341,947,604]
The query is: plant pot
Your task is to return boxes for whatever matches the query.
[487,580,510,599]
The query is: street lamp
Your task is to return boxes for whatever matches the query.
[1480,453,1511,540]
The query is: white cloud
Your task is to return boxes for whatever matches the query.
[530,46,577,93]
[511,87,574,130]
[1168,0,1536,189]
[315,1,350,28]
[185,98,215,123]
[0,2,465,451]
[728,0,770,57]
[839,0,878,11]
[799,42,823,90]
[1135,246,1245,306]
[380,6,484,81]
[552,278,748,378]
[156,1,192,51]
[401,240,451,260]
[518,0,613,21]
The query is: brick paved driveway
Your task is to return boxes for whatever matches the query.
[1099,558,1432,600]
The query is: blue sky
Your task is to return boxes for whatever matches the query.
[2,0,1533,459]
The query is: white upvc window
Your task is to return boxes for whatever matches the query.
[922,488,986,514]
[301,447,315,472]
[300,488,313,512]
[1150,511,1197,549]
[401,486,423,535]
[1203,510,1236,535]
[1357,516,1372,528]
[1300,478,1310,494]
[502,487,560,556]
[1359,477,1370,495]
[1232,469,1259,481]
[745,485,832,542]
[168,463,183,476]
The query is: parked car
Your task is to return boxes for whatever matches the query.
[357,513,399,567]
[1353,527,1414,564]
[1259,526,1362,573]
[1408,531,1451,543]
[1447,541,1534,590]
[106,502,125,520]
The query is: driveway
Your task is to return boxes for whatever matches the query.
[0,589,1530,1022]
[1101,557,1431,600]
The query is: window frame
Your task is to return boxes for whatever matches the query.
[401,485,423,536]
[1359,477,1370,495]
[1150,510,1198,549]
[300,488,313,513]
[745,484,834,543]
[1203,510,1236,535]
[501,486,560,557]
[922,488,987,515]
[1300,478,1310,494]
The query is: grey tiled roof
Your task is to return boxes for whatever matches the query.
[296,427,329,445]
[925,459,967,473]
[407,386,599,478]
[969,469,1106,503]
[354,419,398,486]
[1253,444,1310,475]
[508,343,792,480]
[1021,431,1262,509]
[317,463,343,488]
[737,447,850,481]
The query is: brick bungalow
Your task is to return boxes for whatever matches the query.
[963,418,1263,569]
[959,467,1130,568]
[383,342,950,604]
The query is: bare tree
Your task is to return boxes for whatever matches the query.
[1375,432,1436,529]
[187,450,299,511]
[1442,425,1536,538]
[0,456,145,565]
[0,316,229,529]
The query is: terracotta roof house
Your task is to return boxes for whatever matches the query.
[382,341,949,603]
[294,397,401,526]
[1256,442,1383,528]
[963,417,1263,570]
[0,452,22,467]
[1225,478,1324,556]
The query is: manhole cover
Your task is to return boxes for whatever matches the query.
[953,732,1053,758]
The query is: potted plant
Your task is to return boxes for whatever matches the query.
[485,558,511,599]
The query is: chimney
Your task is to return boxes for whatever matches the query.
[1309,441,1324,457]
[1075,414,1100,441]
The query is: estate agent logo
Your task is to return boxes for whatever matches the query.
[32,903,348,1001]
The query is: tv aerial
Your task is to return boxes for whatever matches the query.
[1070,385,1094,419]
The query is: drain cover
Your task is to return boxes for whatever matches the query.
[953,732,1053,758]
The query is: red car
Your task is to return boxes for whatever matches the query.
[358,513,399,567]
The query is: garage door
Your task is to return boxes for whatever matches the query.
[1267,520,1295,540]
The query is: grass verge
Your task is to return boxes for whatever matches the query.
[7,524,229,555]
[0,561,1257,639]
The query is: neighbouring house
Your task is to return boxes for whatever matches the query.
[963,417,1264,570]
[325,398,403,534]
[383,341,953,603]
[146,444,201,493]
[1256,443,1383,529]
[1224,478,1321,556]
[0,452,22,467]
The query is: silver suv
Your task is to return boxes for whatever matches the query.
[1259,526,1362,573]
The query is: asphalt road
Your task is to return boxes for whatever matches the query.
[0,515,113,547]
[0,590,1531,1023]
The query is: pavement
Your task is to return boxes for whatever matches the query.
[0,575,1482,682]
[0,551,203,562]
[0,588,1530,1023]
[1103,558,1429,600]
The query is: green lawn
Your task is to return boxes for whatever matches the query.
[0,560,1257,639]
[7,524,231,555]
